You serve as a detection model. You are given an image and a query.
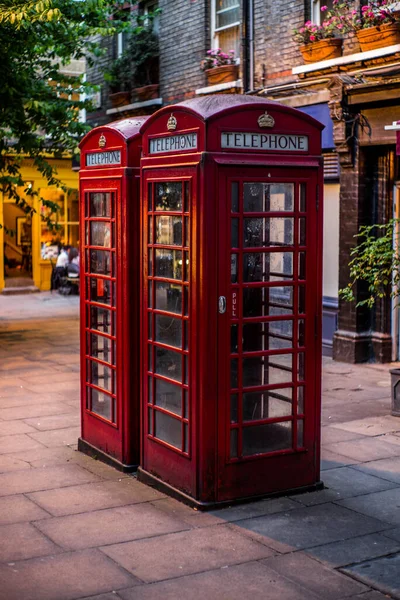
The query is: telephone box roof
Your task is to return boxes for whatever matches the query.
[79,116,149,148]
[140,95,324,131]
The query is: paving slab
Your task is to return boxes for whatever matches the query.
[352,456,400,484]
[321,427,367,445]
[262,552,368,599]
[332,416,400,437]
[24,413,81,431]
[28,426,81,447]
[0,522,62,562]
[342,592,393,600]
[0,494,50,524]
[0,549,139,600]
[338,487,400,525]
[7,445,80,468]
[315,466,397,500]
[233,503,389,550]
[0,453,31,473]
[118,561,321,600]
[0,402,75,421]
[35,503,190,550]
[305,532,400,567]
[102,524,275,583]
[0,419,38,436]
[383,526,400,542]
[324,437,400,462]
[321,449,360,471]
[0,464,99,496]
[28,479,164,516]
[0,393,65,408]
[0,432,46,454]
[342,553,400,599]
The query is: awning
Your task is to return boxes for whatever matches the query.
[298,103,335,150]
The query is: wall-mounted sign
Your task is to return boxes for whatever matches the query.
[221,132,308,152]
[86,150,121,167]
[149,133,198,154]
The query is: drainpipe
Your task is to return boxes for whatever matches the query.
[242,0,254,92]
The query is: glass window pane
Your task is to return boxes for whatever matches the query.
[231,218,239,248]
[148,407,153,435]
[300,183,306,212]
[231,324,238,353]
[155,249,182,280]
[299,218,306,245]
[230,429,238,458]
[298,352,305,380]
[67,190,79,221]
[154,378,181,415]
[243,183,294,213]
[243,390,292,421]
[89,306,113,335]
[155,216,182,246]
[66,224,79,247]
[216,4,240,28]
[298,320,305,347]
[155,282,182,314]
[184,423,189,453]
[40,225,65,258]
[231,358,238,389]
[298,386,305,414]
[231,254,238,283]
[299,252,306,279]
[243,253,293,283]
[90,222,112,248]
[298,419,304,447]
[90,361,114,393]
[231,182,239,212]
[243,287,294,318]
[90,333,114,364]
[155,315,182,348]
[90,278,113,306]
[90,388,113,421]
[155,347,182,382]
[231,394,238,423]
[89,250,111,275]
[155,182,183,212]
[244,218,294,248]
[148,217,153,243]
[155,410,182,449]
[90,193,112,217]
[243,354,293,388]
[243,422,292,456]
[148,182,152,211]
[184,217,189,247]
[184,181,189,213]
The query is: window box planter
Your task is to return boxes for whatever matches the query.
[109,91,131,108]
[356,22,400,52]
[299,38,343,64]
[205,64,239,86]
[134,84,160,102]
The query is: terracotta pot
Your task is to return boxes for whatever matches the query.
[205,64,239,86]
[134,84,160,102]
[356,22,400,52]
[109,91,131,108]
[299,38,343,64]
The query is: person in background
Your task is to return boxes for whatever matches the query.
[56,245,70,269]
[67,247,80,276]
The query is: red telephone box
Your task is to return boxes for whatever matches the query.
[78,117,148,471]
[138,96,324,506]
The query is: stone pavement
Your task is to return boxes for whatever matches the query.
[1,292,400,600]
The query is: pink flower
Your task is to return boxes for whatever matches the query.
[309,34,316,41]
[321,5,328,11]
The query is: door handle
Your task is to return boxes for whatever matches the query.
[219,296,226,314]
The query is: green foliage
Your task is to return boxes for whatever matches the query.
[339,219,400,308]
[0,0,138,232]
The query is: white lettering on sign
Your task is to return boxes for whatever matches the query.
[221,132,309,152]
[232,291,238,319]
[86,150,122,167]
[149,133,198,154]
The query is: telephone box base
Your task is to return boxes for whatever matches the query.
[78,438,138,473]
[137,467,324,511]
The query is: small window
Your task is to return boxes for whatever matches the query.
[211,0,241,57]
[310,0,335,25]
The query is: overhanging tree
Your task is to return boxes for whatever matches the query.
[0,0,138,231]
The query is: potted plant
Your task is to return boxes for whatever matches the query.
[105,54,133,108]
[350,1,400,52]
[129,26,160,101]
[201,49,239,86]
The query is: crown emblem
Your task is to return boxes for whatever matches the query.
[258,111,275,129]
[99,134,106,148]
[167,113,177,131]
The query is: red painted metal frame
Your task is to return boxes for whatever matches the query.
[138,96,324,505]
[78,118,148,470]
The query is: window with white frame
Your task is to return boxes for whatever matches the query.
[211,0,241,58]
[310,0,335,24]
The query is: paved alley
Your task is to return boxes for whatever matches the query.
[0,292,400,600]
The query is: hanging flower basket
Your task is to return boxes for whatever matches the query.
[134,84,160,102]
[205,64,239,86]
[356,22,400,52]
[299,38,343,64]
[109,91,131,108]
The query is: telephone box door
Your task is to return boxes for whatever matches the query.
[217,167,322,502]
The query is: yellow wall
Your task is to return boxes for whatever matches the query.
[0,158,79,291]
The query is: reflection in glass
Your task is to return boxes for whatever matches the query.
[155,249,182,280]
[90,333,114,364]
[148,182,152,211]
[243,421,292,456]
[155,347,182,382]
[231,254,238,284]
[243,354,293,388]
[184,320,189,351]
[243,253,293,282]
[231,324,238,353]
[155,315,182,348]
[91,388,112,421]
[90,361,113,393]
[298,320,305,346]
[184,286,189,316]
[300,183,306,212]
[184,181,190,213]
[148,217,153,243]
[243,287,294,318]
[155,282,182,314]
[155,216,182,246]
[184,252,189,282]
[155,182,182,212]
[90,222,112,248]
[244,218,294,248]
[298,386,305,414]
[155,378,181,415]
[232,182,239,212]
[243,183,294,212]
[243,390,292,421]
[231,218,239,248]
[299,252,306,279]
[90,278,113,306]
[299,218,306,245]
[298,353,305,380]
[184,389,188,418]
[89,250,111,275]
[184,217,189,247]
[90,306,114,335]
[242,322,293,352]
[90,192,112,218]
[155,410,182,449]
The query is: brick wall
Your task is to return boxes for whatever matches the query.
[86,34,116,128]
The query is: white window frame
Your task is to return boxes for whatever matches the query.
[211,0,240,54]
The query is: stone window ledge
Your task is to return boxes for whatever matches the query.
[292,44,400,76]
[195,80,242,95]
[106,98,163,116]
